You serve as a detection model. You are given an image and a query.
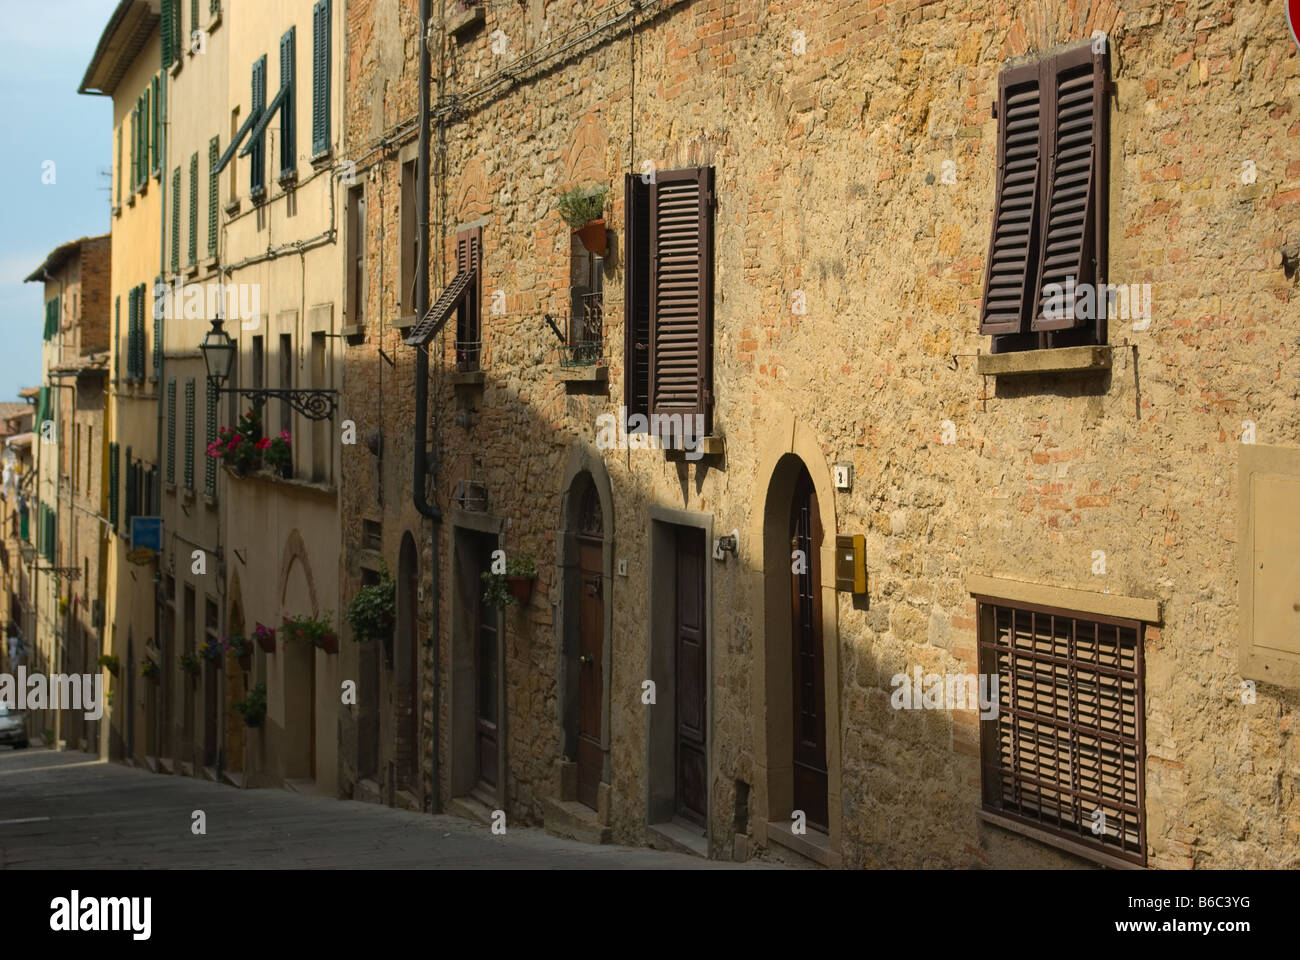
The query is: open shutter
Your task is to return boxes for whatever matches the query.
[624,172,652,418]
[113,296,120,380]
[189,152,199,264]
[162,0,175,69]
[109,443,119,529]
[153,276,163,379]
[124,446,135,529]
[208,136,219,254]
[312,0,331,157]
[454,227,482,371]
[648,166,714,436]
[184,379,195,489]
[151,75,160,175]
[979,62,1042,335]
[1032,43,1108,332]
[166,379,176,483]
[204,383,217,495]
[249,56,267,194]
[171,167,181,273]
[279,27,296,178]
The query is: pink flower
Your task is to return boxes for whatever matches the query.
[255,437,271,450]
[279,431,290,441]
[227,438,240,452]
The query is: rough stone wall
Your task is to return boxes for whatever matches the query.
[344,0,1300,868]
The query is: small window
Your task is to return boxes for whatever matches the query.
[347,184,366,326]
[976,596,1146,865]
[399,160,417,318]
[564,231,603,367]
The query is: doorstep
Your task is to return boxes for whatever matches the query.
[765,818,837,868]
[283,778,318,796]
[542,796,611,845]
[446,790,497,827]
[647,817,708,858]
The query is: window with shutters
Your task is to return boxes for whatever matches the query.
[184,379,196,490]
[124,446,135,529]
[113,296,120,382]
[189,152,199,265]
[129,107,138,195]
[399,159,417,319]
[346,184,365,327]
[125,289,138,381]
[166,379,176,484]
[249,56,267,199]
[115,127,122,208]
[162,0,177,70]
[564,204,605,368]
[980,42,1109,353]
[171,167,181,273]
[152,277,162,381]
[142,87,152,187]
[151,75,161,177]
[454,226,483,372]
[623,166,715,438]
[208,137,219,257]
[976,597,1146,866]
[204,384,217,496]
[108,442,119,529]
[279,27,296,181]
[311,0,332,160]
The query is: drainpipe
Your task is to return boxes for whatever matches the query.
[413,0,444,814]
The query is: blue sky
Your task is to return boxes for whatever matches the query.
[0,1,114,401]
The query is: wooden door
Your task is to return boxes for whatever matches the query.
[576,538,603,809]
[475,536,499,788]
[790,467,829,830]
[674,527,707,825]
[310,652,317,780]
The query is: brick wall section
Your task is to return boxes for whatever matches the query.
[77,236,112,355]
[342,0,1300,867]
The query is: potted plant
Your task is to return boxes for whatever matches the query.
[97,653,120,676]
[234,681,267,729]
[253,623,276,654]
[283,612,339,654]
[480,568,513,609]
[346,568,396,645]
[505,554,538,605]
[140,658,160,681]
[209,408,292,478]
[226,634,253,671]
[557,184,609,254]
[198,637,225,670]
[180,651,201,681]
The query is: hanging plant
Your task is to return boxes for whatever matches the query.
[234,682,267,728]
[556,184,608,254]
[253,623,276,653]
[346,568,396,644]
[226,634,253,671]
[283,612,339,654]
[480,555,538,609]
[180,651,201,679]
[198,637,226,663]
[209,408,292,478]
[97,653,120,676]
[140,658,160,681]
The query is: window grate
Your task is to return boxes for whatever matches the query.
[977,597,1146,865]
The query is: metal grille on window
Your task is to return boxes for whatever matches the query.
[977,599,1146,865]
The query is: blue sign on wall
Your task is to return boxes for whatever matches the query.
[130,517,163,553]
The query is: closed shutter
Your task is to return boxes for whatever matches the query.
[979,62,1041,336]
[204,383,217,495]
[208,137,219,255]
[188,152,198,264]
[152,276,162,380]
[453,227,482,371]
[190,0,198,39]
[124,446,135,528]
[1031,44,1108,333]
[162,0,175,69]
[137,284,147,379]
[312,0,331,158]
[171,167,181,272]
[116,126,122,205]
[142,87,150,184]
[250,56,267,194]
[129,106,138,191]
[280,27,296,178]
[151,75,160,175]
[624,172,652,418]
[125,288,136,380]
[166,379,176,483]
[649,166,714,436]
[184,379,195,489]
[113,296,120,381]
[109,442,119,529]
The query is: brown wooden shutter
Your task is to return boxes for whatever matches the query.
[454,226,482,371]
[979,63,1042,336]
[649,166,713,435]
[1031,43,1108,332]
[623,172,652,418]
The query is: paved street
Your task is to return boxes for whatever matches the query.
[0,746,755,869]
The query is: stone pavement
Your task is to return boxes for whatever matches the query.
[0,746,768,869]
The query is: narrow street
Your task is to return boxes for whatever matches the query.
[0,747,754,869]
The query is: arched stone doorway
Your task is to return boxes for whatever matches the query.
[749,414,843,864]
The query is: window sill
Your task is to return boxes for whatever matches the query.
[127,194,136,208]
[556,364,607,385]
[449,370,485,387]
[202,255,218,273]
[765,818,837,867]
[278,170,298,190]
[664,435,725,461]
[112,205,122,218]
[165,482,176,495]
[310,150,333,171]
[448,4,485,37]
[169,59,182,78]
[977,809,1145,870]
[392,315,416,332]
[976,344,1112,377]
[342,324,364,344]
[137,180,148,197]
[966,573,1161,624]
[223,198,241,217]
[249,187,267,206]
[185,262,199,279]
[203,493,217,509]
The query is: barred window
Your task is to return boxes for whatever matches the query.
[976,597,1146,866]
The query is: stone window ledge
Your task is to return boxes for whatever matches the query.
[965,573,1161,623]
[449,369,485,387]
[556,364,607,385]
[978,810,1145,870]
[976,344,1112,377]
[664,436,724,461]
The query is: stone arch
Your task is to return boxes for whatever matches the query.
[747,407,843,863]
[278,528,320,616]
[1000,2,1123,59]
[453,157,490,224]
[563,110,609,187]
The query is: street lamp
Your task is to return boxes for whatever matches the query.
[198,318,338,421]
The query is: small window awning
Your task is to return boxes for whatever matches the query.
[405,269,474,347]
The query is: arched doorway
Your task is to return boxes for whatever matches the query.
[572,477,604,809]
[789,463,828,830]
[395,532,420,797]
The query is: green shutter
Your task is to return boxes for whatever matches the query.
[125,288,136,380]
[205,382,217,496]
[151,75,160,175]
[312,1,331,158]
[124,446,134,528]
[162,0,175,69]
[116,127,122,205]
[143,86,151,182]
[113,296,120,381]
[190,0,198,38]
[108,443,120,529]
[250,56,266,195]
[208,136,219,255]
[171,167,181,273]
[152,277,163,380]
[279,27,296,178]
[189,152,199,264]
[19,504,27,543]
[129,105,137,190]
[211,0,220,16]
[166,379,176,483]
[184,379,195,489]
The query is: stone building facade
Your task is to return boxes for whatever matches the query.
[338,0,1299,870]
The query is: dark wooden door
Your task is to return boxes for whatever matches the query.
[674,527,707,826]
[576,538,603,809]
[475,536,499,788]
[791,466,828,830]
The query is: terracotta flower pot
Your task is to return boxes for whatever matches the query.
[237,652,252,672]
[506,574,535,606]
[575,219,606,255]
[318,632,339,655]
[256,631,276,653]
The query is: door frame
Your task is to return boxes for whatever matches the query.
[556,447,614,817]
[645,506,713,842]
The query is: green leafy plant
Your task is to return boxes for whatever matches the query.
[556,184,608,229]
[97,653,120,674]
[507,554,537,577]
[480,570,513,609]
[282,612,338,650]
[225,634,252,659]
[234,681,267,728]
[181,651,201,677]
[199,637,226,662]
[347,568,396,644]
[140,658,160,680]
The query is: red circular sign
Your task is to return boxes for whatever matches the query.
[1291,0,1300,51]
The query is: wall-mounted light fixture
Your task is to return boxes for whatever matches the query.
[200,318,339,421]
[713,529,739,561]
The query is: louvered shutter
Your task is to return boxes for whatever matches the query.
[142,87,151,183]
[1032,43,1108,332]
[648,166,714,436]
[151,75,160,174]
[113,296,120,381]
[184,379,195,489]
[125,289,136,380]
[250,56,267,194]
[129,106,138,190]
[979,63,1042,335]
[162,0,175,69]
[116,127,122,205]
[166,379,176,483]
[152,276,163,380]
[208,137,219,255]
[454,227,482,371]
[312,0,331,157]
[124,446,135,528]
[204,384,217,495]
[190,0,198,38]
[280,28,296,178]
[624,172,652,418]
[188,153,198,264]
[109,442,119,529]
